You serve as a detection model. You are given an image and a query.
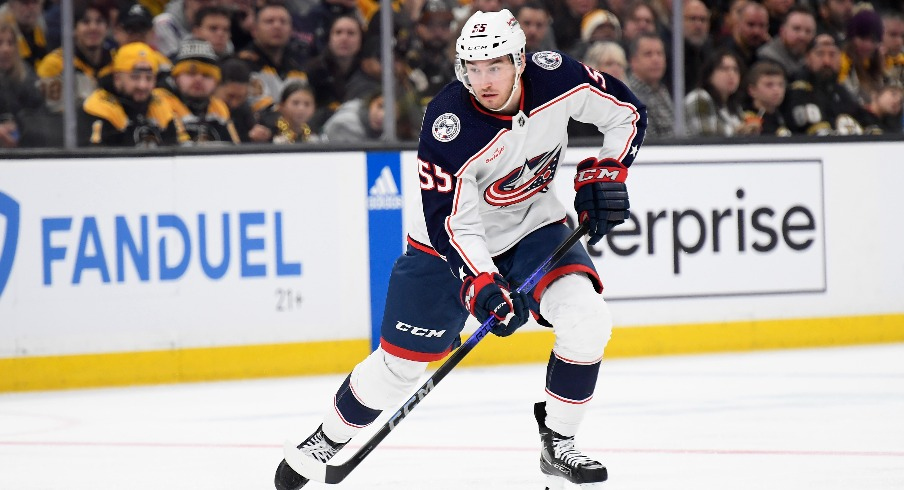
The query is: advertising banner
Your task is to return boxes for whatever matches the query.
[0,153,371,357]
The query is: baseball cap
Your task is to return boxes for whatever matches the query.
[419,0,453,24]
[119,3,153,33]
[113,42,159,73]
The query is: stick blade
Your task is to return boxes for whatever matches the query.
[282,440,328,483]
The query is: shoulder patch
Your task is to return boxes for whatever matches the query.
[531,51,563,70]
[432,112,461,142]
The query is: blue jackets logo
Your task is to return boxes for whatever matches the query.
[0,191,20,298]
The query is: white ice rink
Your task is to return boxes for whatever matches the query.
[1,343,903,490]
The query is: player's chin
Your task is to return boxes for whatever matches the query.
[478,94,501,110]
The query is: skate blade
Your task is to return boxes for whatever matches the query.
[545,475,606,489]
[544,474,565,490]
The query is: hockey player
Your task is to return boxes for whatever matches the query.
[275,8,647,490]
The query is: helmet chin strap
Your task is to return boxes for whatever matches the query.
[485,72,521,113]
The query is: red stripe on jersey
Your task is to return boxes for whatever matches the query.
[380,338,451,362]
[588,85,640,162]
[530,83,640,164]
[407,236,441,257]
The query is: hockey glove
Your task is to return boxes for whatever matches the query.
[574,157,630,246]
[459,272,530,337]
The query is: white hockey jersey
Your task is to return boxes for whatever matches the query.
[409,50,647,281]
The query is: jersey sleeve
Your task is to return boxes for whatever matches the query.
[557,54,648,168]
[417,87,499,281]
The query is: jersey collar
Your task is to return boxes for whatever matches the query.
[464,76,534,131]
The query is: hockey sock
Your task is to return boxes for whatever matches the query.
[323,374,382,443]
[544,352,601,437]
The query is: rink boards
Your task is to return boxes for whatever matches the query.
[1,141,903,391]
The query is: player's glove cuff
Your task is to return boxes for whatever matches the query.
[574,158,630,246]
[459,272,530,336]
[574,157,628,190]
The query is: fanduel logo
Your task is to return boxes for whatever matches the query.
[0,191,21,299]
[368,165,403,210]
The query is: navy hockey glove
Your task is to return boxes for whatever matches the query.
[574,157,630,246]
[459,272,530,337]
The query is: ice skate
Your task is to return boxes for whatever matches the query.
[535,402,607,489]
[274,425,346,490]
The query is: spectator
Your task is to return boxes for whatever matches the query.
[547,0,600,56]
[0,19,42,148]
[78,42,177,146]
[405,0,457,109]
[229,0,256,51]
[741,60,791,136]
[762,0,794,37]
[682,0,714,93]
[356,1,414,93]
[36,1,113,103]
[585,41,627,81]
[514,2,555,53]
[215,57,272,143]
[816,0,853,44]
[621,1,658,49]
[296,0,363,58]
[861,84,903,133]
[113,3,156,47]
[153,0,217,58]
[303,14,370,130]
[191,5,233,59]
[237,0,310,110]
[784,34,868,135]
[581,8,622,45]
[263,79,321,143]
[605,0,631,21]
[839,8,888,105]
[882,10,904,87]
[156,38,240,145]
[0,0,47,69]
[726,1,770,71]
[322,89,384,142]
[571,9,621,60]
[626,33,673,139]
[714,0,749,44]
[685,49,751,137]
[757,5,817,79]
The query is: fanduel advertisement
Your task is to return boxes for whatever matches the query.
[0,153,371,356]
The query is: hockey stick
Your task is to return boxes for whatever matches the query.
[283,222,589,484]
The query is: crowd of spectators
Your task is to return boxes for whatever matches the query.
[0,0,902,149]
